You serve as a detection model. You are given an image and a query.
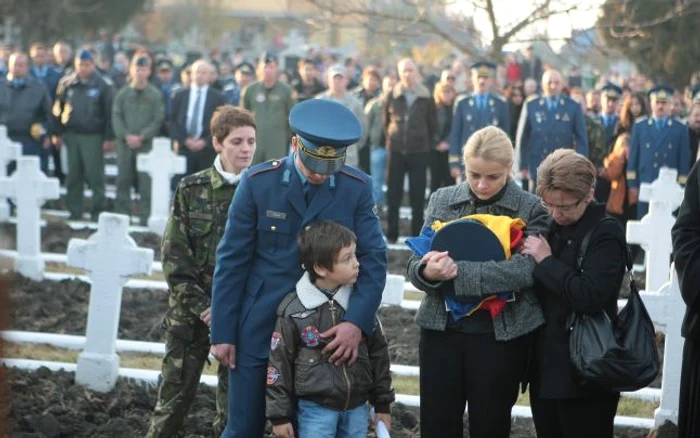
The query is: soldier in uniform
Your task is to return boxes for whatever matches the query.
[53,49,114,220]
[241,52,295,164]
[210,99,388,438]
[592,83,622,204]
[229,62,254,107]
[516,69,588,186]
[449,62,510,180]
[627,85,690,218]
[0,52,54,174]
[147,106,258,438]
[111,56,164,226]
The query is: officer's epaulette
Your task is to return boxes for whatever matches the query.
[675,117,688,125]
[339,166,368,183]
[526,94,540,102]
[248,159,283,177]
[634,116,648,124]
[494,93,507,102]
[277,291,305,317]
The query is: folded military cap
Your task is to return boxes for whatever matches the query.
[76,49,94,62]
[289,99,362,175]
[648,85,674,102]
[471,61,496,77]
[601,83,622,99]
[692,85,700,104]
[235,61,254,75]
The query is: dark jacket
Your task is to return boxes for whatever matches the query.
[170,86,226,152]
[266,273,395,424]
[292,78,325,102]
[53,71,114,138]
[0,76,54,138]
[673,161,700,339]
[531,203,626,398]
[383,83,436,155]
[407,180,548,341]
[433,101,453,146]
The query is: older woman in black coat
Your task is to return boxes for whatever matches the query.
[522,149,627,438]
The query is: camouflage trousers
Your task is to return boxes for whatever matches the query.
[146,327,228,438]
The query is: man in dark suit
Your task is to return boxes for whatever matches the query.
[521,45,543,82]
[170,60,226,177]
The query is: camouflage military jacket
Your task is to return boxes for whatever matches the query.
[586,115,608,168]
[161,165,236,336]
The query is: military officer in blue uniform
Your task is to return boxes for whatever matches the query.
[210,98,388,438]
[627,85,690,218]
[449,61,510,180]
[598,83,622,148]
[516,69,588,185]
[223,62,254,106]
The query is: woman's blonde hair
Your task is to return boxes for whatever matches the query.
[433,81,455,105]
[463,126,514,170]
[536,149,596,199]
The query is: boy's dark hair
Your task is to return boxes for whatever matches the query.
[298,220,357,282]
[210,105,257,144]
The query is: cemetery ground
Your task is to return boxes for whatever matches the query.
[4,273,669,437]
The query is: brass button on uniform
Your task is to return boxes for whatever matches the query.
[305,226,311,231]
[271,226,277,231]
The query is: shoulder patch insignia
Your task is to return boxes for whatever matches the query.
[266,366,280,385]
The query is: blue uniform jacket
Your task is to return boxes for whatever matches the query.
[449,93,510,170]
[210,155,388,361]
[626,116,690,188]
[517,95,588,173]
[30,66,61,101]
[598,114,619,149]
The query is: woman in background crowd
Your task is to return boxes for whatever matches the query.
[431,81,456,192]
[505,83,525,144]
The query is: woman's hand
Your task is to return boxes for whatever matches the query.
[521,235,552,263]
[421,251,458,281]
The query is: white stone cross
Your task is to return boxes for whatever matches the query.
[0,125,22,222]
[626,167,684,292]
[0,156,59,280]
[640,266,685,426]
[67,212,154,392]
[136,137,186,235]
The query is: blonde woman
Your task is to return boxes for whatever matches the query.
[407,126,547,438]
[522,149,626,438]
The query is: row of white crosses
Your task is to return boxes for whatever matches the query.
[0,126,185,236]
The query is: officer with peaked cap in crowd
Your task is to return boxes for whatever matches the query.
[449,61,510,180]
[210,98,388,437]
[627,85,690,218]
[598,83,623,148]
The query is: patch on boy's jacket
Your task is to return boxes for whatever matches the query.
[301,326,321,347]
[267,366,280,385]
[270,331,283,352]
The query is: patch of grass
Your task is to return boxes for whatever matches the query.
[404,290,424,301]
[43,262,166,282]
[4,342,659,418]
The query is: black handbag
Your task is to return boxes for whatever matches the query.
[567,217,660,392]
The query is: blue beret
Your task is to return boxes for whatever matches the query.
[259,51,278,65]
[471,61,496,77]
[648,85,674,101]
[601,83,622,99]
[289,99,362,175]
[77,49,94,62]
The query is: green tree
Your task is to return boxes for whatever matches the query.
[0,0,149,47]
[599,0,700,89]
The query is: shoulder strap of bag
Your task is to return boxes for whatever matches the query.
[577,216,632,272]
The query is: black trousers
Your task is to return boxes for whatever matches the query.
[419,328,529,438]
[679,336,700,438]
[430,149,453,193]
[387,151,428,241]
[358,142,371,174]
[530,391,619,438]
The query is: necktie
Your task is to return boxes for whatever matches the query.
[188,89,202,138]
[656,118,663,130]
[549,98,557,111]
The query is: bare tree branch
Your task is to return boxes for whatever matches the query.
[607,0,700,38]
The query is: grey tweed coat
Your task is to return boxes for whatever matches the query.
[407,180,548,341]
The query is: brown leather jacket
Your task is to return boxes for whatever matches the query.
[603,133,630,214]
[266,273,395,425]
[383,82,436,154]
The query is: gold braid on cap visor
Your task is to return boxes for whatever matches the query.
[298,136,346,161]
